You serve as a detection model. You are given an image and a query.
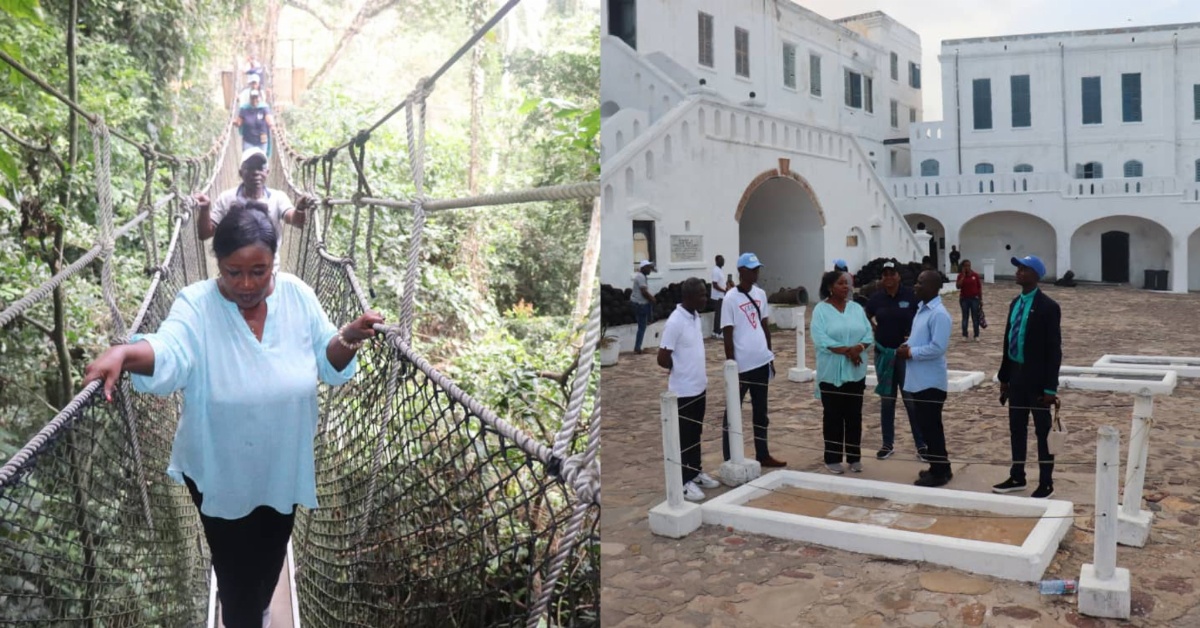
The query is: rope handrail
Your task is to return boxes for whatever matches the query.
[0,202,165,328]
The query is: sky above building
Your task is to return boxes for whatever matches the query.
[801,0,1199,120]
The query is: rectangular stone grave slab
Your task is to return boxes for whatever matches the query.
[866,365,985,393]
[700,471,1073,582]
[1092,355,1200,378]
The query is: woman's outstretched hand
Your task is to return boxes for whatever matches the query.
[344,310,386,342]
[82,346,125,403]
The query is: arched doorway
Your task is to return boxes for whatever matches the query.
[904,213,945,270]
[736,173,825,294]
[960,211,1057,278]
[1071,216,1171,285]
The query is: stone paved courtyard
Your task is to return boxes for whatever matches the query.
[601,283,1200,627]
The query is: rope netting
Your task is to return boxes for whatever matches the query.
[1,1,600,623]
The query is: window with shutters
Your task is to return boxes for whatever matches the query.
[1014,163,1033,173]
[632,220,656,266]
[734,28,749,77]
[1082,76,1102,124]
[809,54,821,96]
[1194,85,1200,120]
[864,77,873,113]
[975,163,994,174]
[782,42,796,88]
[909,61,921,88]
[1123,160,1143,178]
[697,12,714,68]
[1195,158,1200,182]
[1077,161,1103,179]
[890,52,898,81]
[910,107,917,123]
[608,0,637,50]
[920,159,939,177]
[1011,74,1031,128]
[1121,73,1142,122]
[844,69,863,108]
[890,99,898,128]
[973,78,992,130]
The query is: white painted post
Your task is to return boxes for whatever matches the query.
[982,258,996,284]
[718,360,762,487]
[1079,425,1131,619]
[648,391,702,538]
[788,306,814,382]
[1118,394,1154,546]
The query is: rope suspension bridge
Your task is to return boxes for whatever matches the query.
[0,2,600,625]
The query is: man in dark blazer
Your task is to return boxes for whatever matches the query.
[992,255,1061,499]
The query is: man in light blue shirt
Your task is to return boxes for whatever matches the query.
[898,270,953,486]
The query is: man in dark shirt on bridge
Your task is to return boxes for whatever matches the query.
[864,260,925,461]
[236,90,274,154]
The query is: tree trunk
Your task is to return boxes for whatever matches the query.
[51,0,79,409]
[306,0,401,89]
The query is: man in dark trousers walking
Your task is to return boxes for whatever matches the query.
[992,255,1061,499]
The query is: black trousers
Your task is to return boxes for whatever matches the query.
[722,363,771,461]
[819,379,865,464]
[1007,366,1055,486]
[677,392,707,485]
[185,476,295,628]
[910,387,951,477]
[709,298,723,335]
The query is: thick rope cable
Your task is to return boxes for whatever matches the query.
[399,90,429,345]
[0,381,103,488]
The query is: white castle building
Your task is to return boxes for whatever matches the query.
[600,0,1200,294]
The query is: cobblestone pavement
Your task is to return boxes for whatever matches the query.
[601,283,1200,627]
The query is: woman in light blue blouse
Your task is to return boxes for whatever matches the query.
[811,270,873,475]
[83,203,384,628]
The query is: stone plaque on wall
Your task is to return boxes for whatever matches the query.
[670,235,703,264]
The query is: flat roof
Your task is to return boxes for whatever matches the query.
[944,21,1200,46]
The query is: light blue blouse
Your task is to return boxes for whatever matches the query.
[811,300,874,399]
[131,273,356,520]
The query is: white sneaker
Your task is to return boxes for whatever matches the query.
[694,472,721,489]
[826,463,845,475]
[849,462,863,473]
[682,481,706,501]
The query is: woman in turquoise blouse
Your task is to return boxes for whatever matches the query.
[83,203,384,627]
[811,270,874,475]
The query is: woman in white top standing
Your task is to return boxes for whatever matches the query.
[811,270,873,474]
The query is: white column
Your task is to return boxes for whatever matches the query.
[1079,425,1131,619]
[648,391,702,538]
[718,360,762,487]
[1171,234,1188,294]
[1118,395,1154,546]
[788,306,814,382]
[1056,229,1072,282]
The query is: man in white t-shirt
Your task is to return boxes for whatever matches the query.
[193,147,312,271]
[709,254,731,339]
[721,252,785,468]
[658,277,721,501]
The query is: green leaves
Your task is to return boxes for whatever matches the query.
[0,145,18,186]
[0,0,43,25]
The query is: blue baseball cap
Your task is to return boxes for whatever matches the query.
[1011,255,1046,278]
[737,252,763,269]
[833,258,849,271]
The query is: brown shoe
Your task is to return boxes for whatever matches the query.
[758,456,787,468]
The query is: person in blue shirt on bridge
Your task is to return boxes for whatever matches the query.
[897,270,953,486]
[83,204,384,628]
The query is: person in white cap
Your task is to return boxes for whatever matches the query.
[235,89,273,153]
[193,147,312,271]
[630,260,657,353]
[237,72,266,108]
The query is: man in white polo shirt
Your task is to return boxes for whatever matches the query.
[658,277,721,501]
[709,254,730,339]
[721,252,786,468]
[194,147,312,271]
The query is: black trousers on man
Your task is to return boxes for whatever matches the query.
[910,387,951,477]
[818,379,866,464]
[678,392,706,485]
[722,363,771,461]
[185,476,295,628]
[708,298,723,335]
[1007,365,1055,487]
